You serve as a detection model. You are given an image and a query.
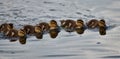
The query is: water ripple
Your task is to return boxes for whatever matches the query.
[40,54,78,57]
[102,55,120,58]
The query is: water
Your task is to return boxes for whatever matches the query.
[0,0,120,59]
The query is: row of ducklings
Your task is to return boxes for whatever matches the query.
[0,19,106,38]
[60,19,106,35]
[0,23,27,44]
[0,19,106,44]
[0,20,60,44]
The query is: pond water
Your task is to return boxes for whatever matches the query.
[0,0,120,59]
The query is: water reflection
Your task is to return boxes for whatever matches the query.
[75,28,85,34]
[19,37,26,45]
[49,29,60,38]
[102,55,120,58]
[34,32,43,39]
[0,50,25,54]
[40,54,78,57]
[9,39,17,42]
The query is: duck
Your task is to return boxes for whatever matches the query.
[38,22,50,33]
[18,29,27,44]
[0,23,13,34]
[23,25,35,35]
[98,19,106,35]
[5,28,26,38]
[60,19,76,32]
[86,19,99,29]
[23,24,44,39]
[5,28,27,44]
[34,25,43,39]
[34,22,50,39]
[75,19,85,34]
[49,20,60,38]
[49,20,59,29]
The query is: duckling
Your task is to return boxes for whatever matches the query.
[5,29,18,37]
[34,25,43,39]
[75,19,85,34]
[49,20,58,29]
[60,19,76,32]
[33,22,50,39]
[18,29,27,37]
[49,20,60,38]
[98,19,106,35]
[86,19,98,29]
[23,25,35,35]
[5,28,27,44]
[18,29,27,44]
[0,23,13,34]
[38,22,50,33]
[5,28,26,38]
